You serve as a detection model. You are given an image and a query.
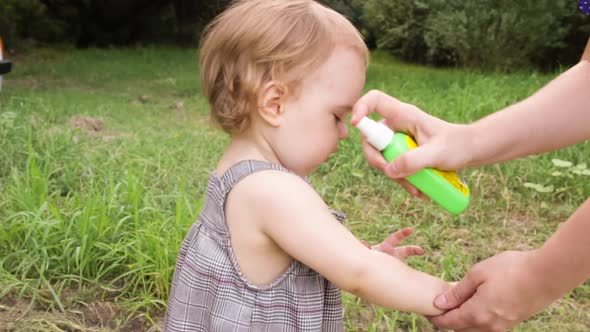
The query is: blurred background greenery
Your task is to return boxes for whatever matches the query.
[1,0,589,71]
[1,1,589,331]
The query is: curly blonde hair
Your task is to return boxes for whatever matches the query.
[199,0,369,134]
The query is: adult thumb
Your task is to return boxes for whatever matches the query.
[384,144,438,179]
[434,273,481,310]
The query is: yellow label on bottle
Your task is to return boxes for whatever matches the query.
[405,136,418,149]
[405,135,469,196]
[434,169,470,195]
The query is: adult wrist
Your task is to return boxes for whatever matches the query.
[456,123,482,168]
[524,248,565,301]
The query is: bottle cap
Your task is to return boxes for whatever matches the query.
[355,117,394,151]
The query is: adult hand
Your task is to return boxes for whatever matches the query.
[351,90,472,197]
[429,250,560,331]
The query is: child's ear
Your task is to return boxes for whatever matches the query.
[257,82,286,127]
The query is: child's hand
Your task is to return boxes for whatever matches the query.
[362,228,424,260]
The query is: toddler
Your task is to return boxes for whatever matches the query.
[164,1,450,331]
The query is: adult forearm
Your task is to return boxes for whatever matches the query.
[532,199,590,298]
[465,57,590,168]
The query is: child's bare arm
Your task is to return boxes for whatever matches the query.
[240,170,450,316]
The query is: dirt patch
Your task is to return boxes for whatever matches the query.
[0,296,83,332]
[11,77,40,89]
[0,293,163,332]
[170,101,184,111]
[69,116,104,132]
[68,115,129,143]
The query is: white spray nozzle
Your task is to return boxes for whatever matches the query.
[355,117,394,151]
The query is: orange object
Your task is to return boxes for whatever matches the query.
[0,36,4,59]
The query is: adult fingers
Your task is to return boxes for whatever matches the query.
[384,143,441,179]
[429,305,477,331]
[360,136,388,171]
[395,178,428,199]
[434,270,484,310]
[351,90,421,134]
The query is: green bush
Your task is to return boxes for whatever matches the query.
[1,0,588,70]
[0,0,233,49]
[0,0,67,50]
[423,0,571,70]
[539,7,590,69]
[362,0,430,63]
[362,0,589,70]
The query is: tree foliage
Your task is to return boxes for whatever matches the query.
[0,0,231,48]
[362,0,590,70]
[1,0,588,70]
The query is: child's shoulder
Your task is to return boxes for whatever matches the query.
[219,160,325,218]
[228,163,318,203]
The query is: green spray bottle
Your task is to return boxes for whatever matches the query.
[356,117,470,215]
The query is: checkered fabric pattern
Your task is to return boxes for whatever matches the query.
[164,160,346,331]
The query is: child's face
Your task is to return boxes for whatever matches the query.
[274,47,366,175]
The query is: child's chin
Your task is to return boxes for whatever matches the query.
[326,150,339,160]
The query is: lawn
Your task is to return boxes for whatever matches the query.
[0,47,588,331]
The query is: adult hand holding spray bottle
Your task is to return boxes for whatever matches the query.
[355,117,470,215]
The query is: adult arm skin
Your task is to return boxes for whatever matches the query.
[464,38,590,168]
[351,39,590,179]
[430,198,590,331]
[351,39,590,331]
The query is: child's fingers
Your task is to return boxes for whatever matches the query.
[377,245,424,259]
[383,228,413,247]
[392,245,424,260]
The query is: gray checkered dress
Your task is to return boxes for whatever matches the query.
[164,160,346,331]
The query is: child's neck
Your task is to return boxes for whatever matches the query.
[216,133,281,175]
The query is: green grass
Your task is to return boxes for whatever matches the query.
[0,47,588,331]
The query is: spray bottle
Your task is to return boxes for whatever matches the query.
[356,117,470,215]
